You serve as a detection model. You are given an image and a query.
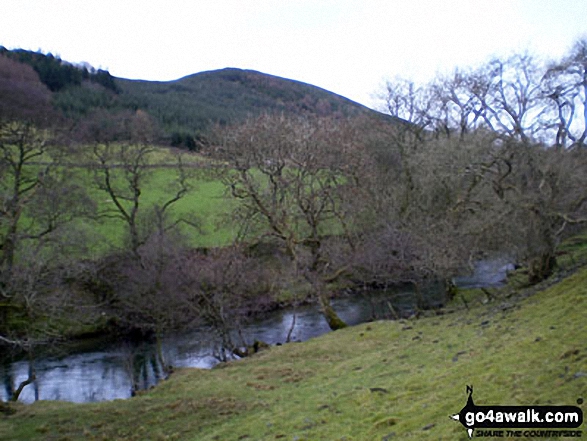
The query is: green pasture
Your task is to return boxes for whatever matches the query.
[4,144,353,258]
[2,148,238,258]
[82,165,237,254]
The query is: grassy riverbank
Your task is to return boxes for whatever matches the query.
[1,261,586,440]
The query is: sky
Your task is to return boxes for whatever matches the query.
[1,0,586,110]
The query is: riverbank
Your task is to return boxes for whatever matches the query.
[1,257,585,439]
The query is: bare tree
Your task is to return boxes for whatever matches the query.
[0,121,98,401]
[369,129,506,290]
[0,122,49,285]
[481,142,587,282]
[87,111,192,260]
[470,53,550,143]
[380,77,437,142]
[81,111,202,370]
[542,38,587,148]
[0,121,93,304]
[429,69,486,139]
[177,246,272,360]
[215,114,372,330]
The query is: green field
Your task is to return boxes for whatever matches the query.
[84,165,237,253]
[1,141,239,257]
[9,149,239,258]
[66,151,345,256]
[1,260,585,440]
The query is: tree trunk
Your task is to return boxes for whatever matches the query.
[528,252,557,285]
[412,281,425,311]
[318,293,347,330]
[11,355,36,402]
[155,331,171,376]
[445,278,458,301]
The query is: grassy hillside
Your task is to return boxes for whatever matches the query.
[1,260,585,440]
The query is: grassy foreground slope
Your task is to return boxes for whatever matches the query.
[1,267,586,440]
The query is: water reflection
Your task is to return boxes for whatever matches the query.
[0,284,445,403]
[454,258,514,288]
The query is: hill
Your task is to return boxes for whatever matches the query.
[0,49,395,147]
[116,68,387,147]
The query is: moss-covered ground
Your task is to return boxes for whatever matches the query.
[1,256,585,440]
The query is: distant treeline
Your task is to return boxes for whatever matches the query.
[0,47,119,93]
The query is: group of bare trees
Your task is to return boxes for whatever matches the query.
[0,122,95,343]
[207,38,587,330]
[2,39,587,373]
[0,112,194,349]
[211,113,469,328]
[379,38,587,283]
[383,39,587,148]
[0,109,272,375]
[214,115,375,329]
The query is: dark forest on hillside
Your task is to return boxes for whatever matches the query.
[0,48,394,149]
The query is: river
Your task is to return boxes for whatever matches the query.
[0,259,512,403]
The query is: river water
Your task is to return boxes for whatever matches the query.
[0,259,511,403]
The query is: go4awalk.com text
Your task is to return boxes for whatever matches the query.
[451,386,584,438]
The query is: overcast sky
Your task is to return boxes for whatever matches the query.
[2,0,586,109]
